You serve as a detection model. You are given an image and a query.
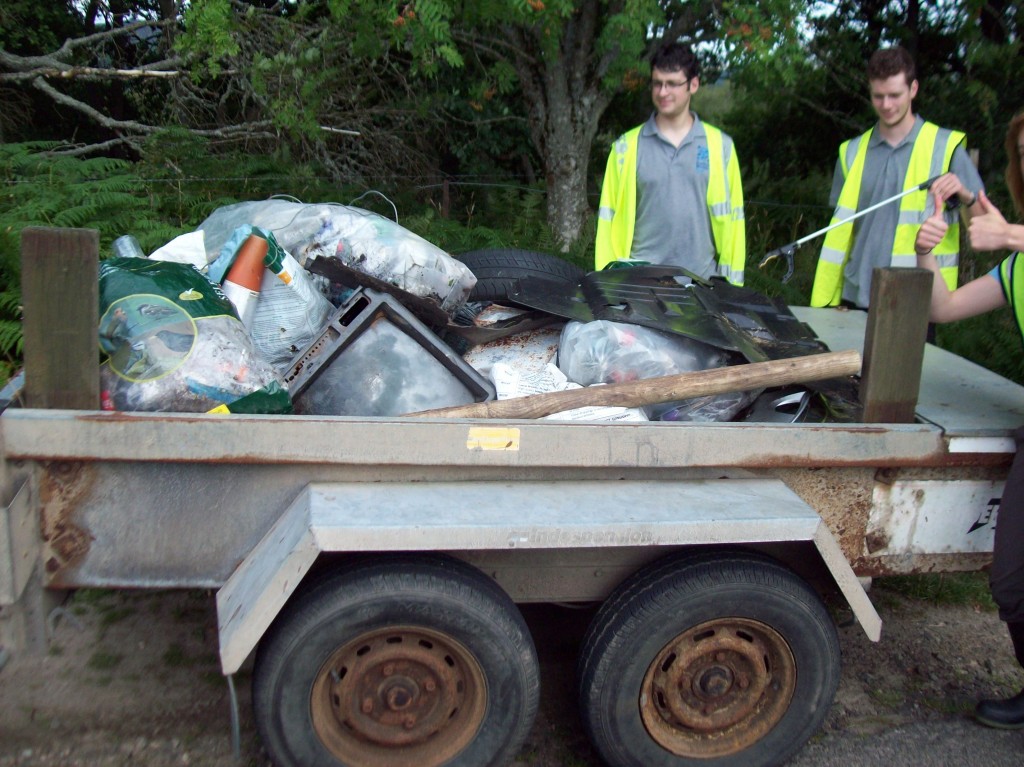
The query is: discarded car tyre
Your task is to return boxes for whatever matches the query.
[577,549,840,767]
[252,554,540,767]
[456,248,585,302]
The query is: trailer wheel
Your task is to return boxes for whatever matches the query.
[252,554,539,767]
[456,248,585,302]
[577,549,840,767]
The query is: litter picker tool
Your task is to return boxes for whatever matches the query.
[759,175,943,283]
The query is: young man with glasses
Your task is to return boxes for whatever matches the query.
[595,42,746,285]
[811,45,984,309]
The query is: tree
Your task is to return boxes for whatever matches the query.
[364,0,750,249]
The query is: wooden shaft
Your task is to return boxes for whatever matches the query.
[409,349,862,420]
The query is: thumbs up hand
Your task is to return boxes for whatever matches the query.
[968,190,1011,252]
[915,189,949,257]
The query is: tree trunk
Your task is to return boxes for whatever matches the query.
[503,1,615,252]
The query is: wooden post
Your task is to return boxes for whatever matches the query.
[860,267,933,423]
[20,228,100,409]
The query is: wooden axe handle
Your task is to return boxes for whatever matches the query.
[408,349,862,420]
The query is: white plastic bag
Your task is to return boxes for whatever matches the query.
[197,199,476,315]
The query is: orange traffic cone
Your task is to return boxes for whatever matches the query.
[221,234,267,329]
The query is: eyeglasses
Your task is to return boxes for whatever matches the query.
[651,78,691,91]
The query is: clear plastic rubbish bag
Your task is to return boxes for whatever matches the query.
[557,320,760,421]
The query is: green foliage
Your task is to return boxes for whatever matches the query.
[876,572,997,611]
[402,185,558,254]
[0,139,336,380]
[176,0,241,79]
[0,0,83,56]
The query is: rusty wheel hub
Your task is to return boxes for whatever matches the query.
[310,626,486,767]
[640,618,796,758]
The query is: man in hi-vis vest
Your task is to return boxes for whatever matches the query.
[811,46,984,309]
[595,42,746,285]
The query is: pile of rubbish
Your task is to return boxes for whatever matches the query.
[98,198,859,422]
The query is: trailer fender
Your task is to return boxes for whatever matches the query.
[216,479,881,675]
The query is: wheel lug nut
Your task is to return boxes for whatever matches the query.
[382,663,395,676]
[362,697,374,713]
[424,677,436,692]
[404,715,417,729]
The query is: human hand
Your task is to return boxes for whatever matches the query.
[968,191,1010,251]
[915,189,949,256]
[927,173,973,208]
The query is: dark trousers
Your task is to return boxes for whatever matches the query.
[991,425,1024,624]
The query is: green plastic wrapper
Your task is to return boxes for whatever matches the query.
[98,257,292,414]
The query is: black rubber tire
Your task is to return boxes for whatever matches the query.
[252,554,540,767]
[577,549,840,767]
[455,248,584,302]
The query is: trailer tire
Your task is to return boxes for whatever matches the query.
[577,549,840,767]
[252,554,539,767]
[456,248,585,302]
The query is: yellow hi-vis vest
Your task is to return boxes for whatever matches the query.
[999,252,1024,345]
[811,122,965,307]
[595,122,746,285]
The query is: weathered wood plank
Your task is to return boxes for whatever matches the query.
[20,228,99,409]
[860,267,932,423]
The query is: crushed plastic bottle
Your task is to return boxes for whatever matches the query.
[112,235,145,260]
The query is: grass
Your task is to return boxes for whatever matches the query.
[162,642,189,667]
[873,572,997,611]
[868,688,905,708]
[87,650,124,671]
[921,696,973,715]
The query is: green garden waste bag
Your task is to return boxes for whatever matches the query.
[98,257,291,414]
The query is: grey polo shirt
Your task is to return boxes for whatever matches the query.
[630,113,718,279]
[830,115,983,308]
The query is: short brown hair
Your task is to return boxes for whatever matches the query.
[1006,112,1024,217]
[866,46,916,86]
[652,43,700,81]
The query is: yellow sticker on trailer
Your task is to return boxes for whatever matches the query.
[466,427,520,451]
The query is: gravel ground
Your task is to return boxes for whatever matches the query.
[1,579,1022,767]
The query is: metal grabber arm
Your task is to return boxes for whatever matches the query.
[758,175,942,283]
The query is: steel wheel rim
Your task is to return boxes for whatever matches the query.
[639,617,797,758]
[310,625,487,767]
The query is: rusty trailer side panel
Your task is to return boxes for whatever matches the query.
[1,307,1021,595]
[0,411,1010,589]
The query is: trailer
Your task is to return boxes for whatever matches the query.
[2,229,1022,767]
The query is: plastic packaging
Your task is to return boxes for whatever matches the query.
[112,235,145,260]
[557,320,760,422]
[98,257,290,414]
[220,234,267,329]
[210,227,336,371]
[196,199,476,315]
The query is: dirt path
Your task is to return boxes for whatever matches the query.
[1,582,1022,766]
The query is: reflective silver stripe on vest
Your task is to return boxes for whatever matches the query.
[843,134,864,173]
[832,205,856,220]
[819,244,847,265]
[719,263,743,282]
[598,206,615,221]
[890,252,960,269]
[899,209,927,225]
[718,134,733,206]
[930,128,956,177]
